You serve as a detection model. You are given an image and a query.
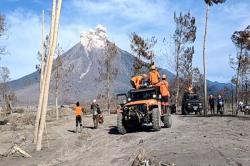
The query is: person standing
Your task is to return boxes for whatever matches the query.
[208,95,215,115]
[149,65,160,85]
[74,102,83,133]
[156,74,170,112]
[217,95,224,115]
[91,99,101,129]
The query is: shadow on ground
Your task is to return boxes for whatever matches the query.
[108,124,164,135]
[177,114,250,120]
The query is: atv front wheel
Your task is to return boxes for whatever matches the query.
[117,113,126,134]
[152,108,161,131]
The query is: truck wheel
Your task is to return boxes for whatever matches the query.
[162,115,172,128]
[152,108,161,131]
[117,113,126,134]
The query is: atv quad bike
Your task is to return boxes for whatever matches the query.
[181,92,203,115]
[116,86,172,134]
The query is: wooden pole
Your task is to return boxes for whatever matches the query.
[202,4,209,116]
[34,9,46,144]
[36,0,62,151]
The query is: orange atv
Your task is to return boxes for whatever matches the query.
[116,86,172,134]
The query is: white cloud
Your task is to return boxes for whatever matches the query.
[70,0,173,27]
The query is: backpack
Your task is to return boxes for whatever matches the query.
[97,105,101,114]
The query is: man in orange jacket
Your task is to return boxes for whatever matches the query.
[130,74,147,89]
[149,65,160,85]
[156,74,170,112]
[75,102,83,133]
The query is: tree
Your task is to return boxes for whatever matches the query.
[202,0,226,115]
[0,12,7,55]
[192,67,204,95]
[54,44,63,119]
[0,67,11,115]
[173,12,196,111]
[98,41,118,114]
[130,33,157,75]
[35,0,62,151]
[231,25,250,107]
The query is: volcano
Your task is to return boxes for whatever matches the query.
[9,25,173,105]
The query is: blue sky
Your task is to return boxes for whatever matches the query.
[0,0,249,83]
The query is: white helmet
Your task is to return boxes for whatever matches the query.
[93,99,96,103]
[150,65,156,70]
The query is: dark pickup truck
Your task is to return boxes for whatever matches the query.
[181,92,203,115]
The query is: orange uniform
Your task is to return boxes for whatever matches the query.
[156,80,170,97]
[75,106,82,116]
[149,70,160,85]
[131,75,143,89]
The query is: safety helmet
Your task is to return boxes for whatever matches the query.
[93,99,96,103]
[150,65,156,70]
[162,74,166,79]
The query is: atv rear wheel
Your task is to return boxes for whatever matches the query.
[117,113,126,134]
[162,115,172,128]
[152,108,161,131]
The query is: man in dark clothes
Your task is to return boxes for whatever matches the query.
[217,95,224,115]
[91,99,101,129]
[208,95,215,115]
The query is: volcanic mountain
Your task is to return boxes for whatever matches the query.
[9,25,173,105]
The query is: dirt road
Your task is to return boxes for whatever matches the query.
[0,113,249,166]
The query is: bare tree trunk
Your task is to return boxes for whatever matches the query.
[55,67,59,120]
[36,0,62,151]
[55,95,58,120]
[107,62,110,115]
[175,40,180,112]
[235,46,243,111]
[202,4,209,116]
[175,73,179,112]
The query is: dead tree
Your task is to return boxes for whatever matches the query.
[0,12,7,55]
[173,12,196,112]
[231,25,250,108]
[202,0,226,115]
[98,41,118,115]
[54,44,63,119]
[130,33,157,75]
[0,67,11,115]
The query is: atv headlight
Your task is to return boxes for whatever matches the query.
[153,94,156,98]
[188,103,191,106]
[128,98,131,102]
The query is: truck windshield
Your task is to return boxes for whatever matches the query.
[187,95,199,100]
[130,89,157,101]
